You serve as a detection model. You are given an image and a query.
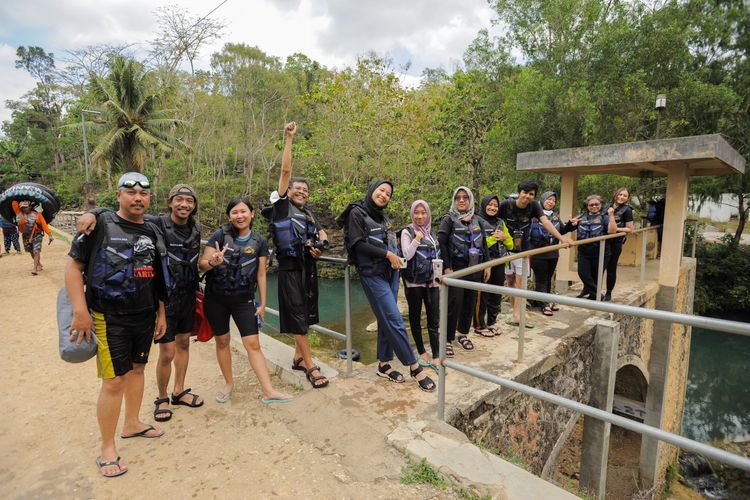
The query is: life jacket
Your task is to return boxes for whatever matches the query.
[18,210,40,240]
[159,215,202,296]
[530,213,562,248]
[352,206,399,277]
[446,215,484,265]
[270,201,319,258]
[205,224,262,295]
[604,203,631,228]
[86,211,168,310]
[502,203,533,250]
[577,213,606,240]
[401,226,440,284]
[479,217,510,258]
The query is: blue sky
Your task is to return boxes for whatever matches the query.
[0,0,499,123]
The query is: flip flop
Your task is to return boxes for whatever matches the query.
[506,321,535,329]
[121,424,164,439]
[550,305,560,311]
[541,306,554,317]
[171,388,204,408]
[215,388,233,404]
[261,396,294,404]
[475,328,495,338]
[418,359,432,368]
[96,456,127,478]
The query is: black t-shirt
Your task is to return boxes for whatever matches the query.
[69,213,165,314]
[498,199,545,251]
[270,194,322,271]
[206,229,269,258]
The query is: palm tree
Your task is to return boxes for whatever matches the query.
[90,56,188,173]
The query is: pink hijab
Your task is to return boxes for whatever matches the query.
[409,199,433,240]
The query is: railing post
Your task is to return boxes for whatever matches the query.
[640,229,648,286]
[344,264,353,377]
[517,258,528,362]
[691,220,698,258]
[596,239,605,301]
[437,282,449,421]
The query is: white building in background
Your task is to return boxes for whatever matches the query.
[688,194,740,222]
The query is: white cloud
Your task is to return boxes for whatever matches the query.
[0,44,37,124]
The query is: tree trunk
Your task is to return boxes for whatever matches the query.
[733,195,747,245]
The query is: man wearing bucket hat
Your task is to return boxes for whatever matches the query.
[76,182,205,422]
[66,172,168,478]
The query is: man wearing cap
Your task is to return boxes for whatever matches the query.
[66,172,168,478]
[263,122,329,388]
[77,183,205,422]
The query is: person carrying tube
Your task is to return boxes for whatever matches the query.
[263,121,329,389]
[337,180,436,392]
[437,186,491,355]
[199,196,293,405]
[12,199,53,274]
[566,194,618,300]
[65,172,168,478]
[473,194,513,337]
[77,183,205,423]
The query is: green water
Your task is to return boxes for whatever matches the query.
[683,314,750,443]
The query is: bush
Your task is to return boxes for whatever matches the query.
[694,240,750,315]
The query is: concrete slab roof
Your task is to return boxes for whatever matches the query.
[516,134,746,177]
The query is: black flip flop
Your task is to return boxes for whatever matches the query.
[96,456,127,478]
[171,388,204,408]
[153,397,172,422]
[121,424,164,439]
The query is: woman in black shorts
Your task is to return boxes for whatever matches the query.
[199,196,293,404]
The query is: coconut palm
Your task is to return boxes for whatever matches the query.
[90,56,188,173]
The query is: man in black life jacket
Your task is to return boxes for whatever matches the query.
[66,172,168,478]
[265,122,330,389]
[76,185,205,421]
[498,180,572,326]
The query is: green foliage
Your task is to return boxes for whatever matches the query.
[694,240,750,314]
[400,458,447,487]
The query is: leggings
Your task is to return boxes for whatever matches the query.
[578,250,610,297]
[530,256,558,307]
[404,286,439,359]
[3,229,20,252]
[474,264,503,329]
[605,240,624,293]
[447,272,480,341]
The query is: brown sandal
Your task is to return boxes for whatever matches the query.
[305,366,329,389]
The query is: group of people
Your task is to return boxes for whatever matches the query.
[62,120,635,479]
[0,200,54,273]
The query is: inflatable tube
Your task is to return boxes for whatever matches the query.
[336,349,361,362]
[0,182,62,224]
[57,287,98,363]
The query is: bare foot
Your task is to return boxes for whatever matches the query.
[263,390,293,400]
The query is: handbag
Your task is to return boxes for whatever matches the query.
[57,287,98,363]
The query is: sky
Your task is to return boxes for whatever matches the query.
[0,0,500,124]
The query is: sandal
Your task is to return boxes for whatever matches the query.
[457,336,474,350]
[410,365,436,392]
[153,397,172,422]
[506,320,535,329]
[475,328,495,338]
[376,363,405,383]
[96,456,128,478]
[445,343,455,357]
[171,388,204,408]
[550,304,560,311]
[541,306,554,317]
[291,357,306,372]
[305,366,329,389]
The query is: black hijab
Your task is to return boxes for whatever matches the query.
[336,179,393,227]
[479,195,500,225]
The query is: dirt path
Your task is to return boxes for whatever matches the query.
[0,235,448,499]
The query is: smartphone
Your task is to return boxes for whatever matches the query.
[399,257,407,268]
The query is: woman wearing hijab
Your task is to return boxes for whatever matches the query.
[437,187,491,355]
[602,187,634,301]
[474,195,513,336]
[528,191,573,315]
[401,200,441,372]
[337,180,436,392]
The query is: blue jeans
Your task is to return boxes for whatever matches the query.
[359,271,417,367]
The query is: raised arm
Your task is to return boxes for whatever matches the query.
[277,122,297,196]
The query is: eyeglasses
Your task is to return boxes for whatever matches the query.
[587,203,601,207]
[454,195,470,201]
[292,186,309,194]
[119,179,151,189]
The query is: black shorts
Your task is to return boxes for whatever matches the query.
[278,267,319,334]
[157,294,197,344]
[204,292,259,337]
[92,310,156,379]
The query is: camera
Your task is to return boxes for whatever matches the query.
[310,240,330,251]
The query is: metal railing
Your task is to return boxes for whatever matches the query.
[435,225,750,473]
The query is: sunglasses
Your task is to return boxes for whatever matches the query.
[119,179,151,189]
[454,195,470,201]
[588,203,601,207]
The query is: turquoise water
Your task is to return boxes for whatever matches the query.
[683,314,750,443]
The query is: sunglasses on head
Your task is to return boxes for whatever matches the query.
[120,179,151,189]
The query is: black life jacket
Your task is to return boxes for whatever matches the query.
[205,224,262,295]
[352,206,399,277]
[503,203,533,250]
[577,213,606,240]
[159,215,201,296]
[401,227,440,284]
[87,211,168,310]
[270,201,319,258]
[530,212,562,248]
[479,216,510,258]
[604,203,631,228]
[446,215,484,265]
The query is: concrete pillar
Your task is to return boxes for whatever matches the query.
[580,320,620,499]
[556,172,579,289]
[658,166,689,287]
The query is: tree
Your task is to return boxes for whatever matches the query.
[90,56,188,174]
